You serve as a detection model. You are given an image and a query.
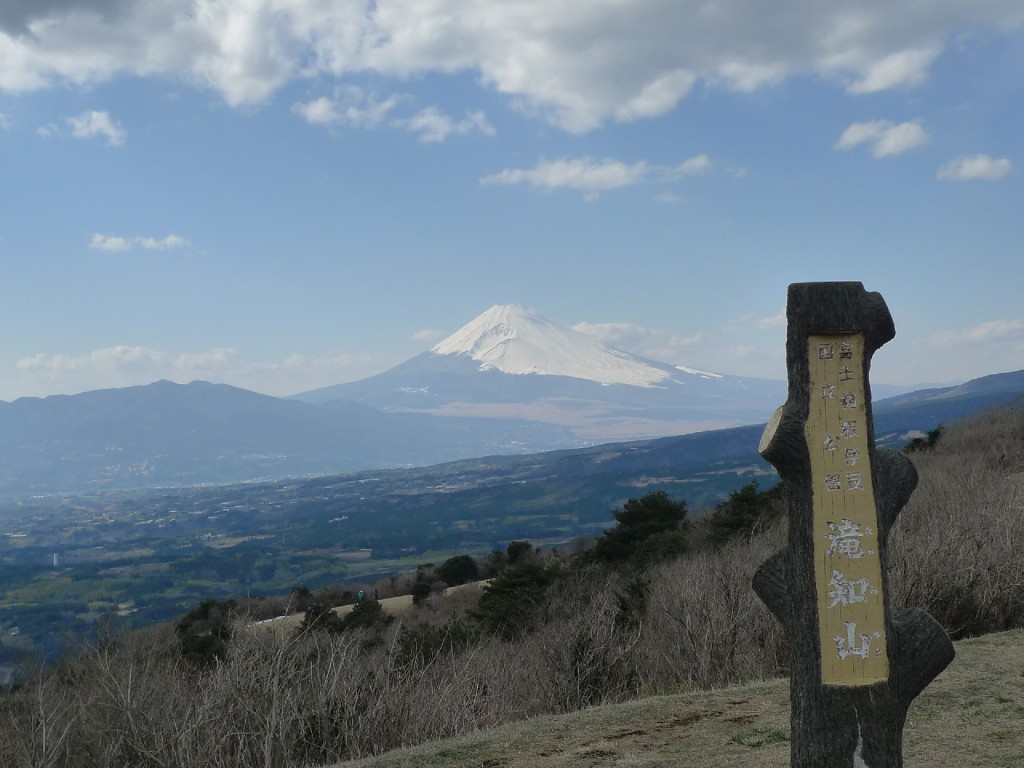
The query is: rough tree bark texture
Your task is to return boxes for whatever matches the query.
[753,282,954,768]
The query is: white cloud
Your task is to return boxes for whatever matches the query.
[756,309,787,330]
[67,109,126,145]
[723,312,756,330]
[929,319,1024,347]
[292,86,402,128]
[293,87,493,143]
[89,233,188,252]
[412,329,444,342]
[17,345,166,374]
[728,345,761,359]
[397,107,495,143]
[90,233,131,251]
[176,347,242,372]
[88,345,165,370]
[3,2,1022,132]
[482,158,649,198]
[835,120,929,157]
[293,96,343,125]
[0,112,11,130]
[573,321,649,346]
[573,321,704,362]
[481,154,713,198]
[720,309,788,335]
[937,154,1014,181]
[846,47,940,94]
[716,61,788,92]
[671,154,713,178]
[612,69,697,122]
[137,234,188,250]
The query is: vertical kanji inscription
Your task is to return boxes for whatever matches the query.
[806,333,887,685]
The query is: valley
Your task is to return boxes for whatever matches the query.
[0,423,775,673]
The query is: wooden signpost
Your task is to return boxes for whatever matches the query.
[754,282,954,767]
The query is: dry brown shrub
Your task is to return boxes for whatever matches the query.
[511,569,643,713]
[1,668,80,768]
[637,521,786,693]
[889,407,1024,638]
[411,580,489,627]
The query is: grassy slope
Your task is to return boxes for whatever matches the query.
[337,629,1024,768]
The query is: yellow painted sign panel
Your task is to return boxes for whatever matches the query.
[806,334,889,686]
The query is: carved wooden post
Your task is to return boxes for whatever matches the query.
[754,282,954,767]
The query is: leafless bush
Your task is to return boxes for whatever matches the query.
[416,580,489,626]
[638,522,786,692]
[889,408,1024,637]
[1,667,80,768]
[513,569,642,712]
[237,594,292,622]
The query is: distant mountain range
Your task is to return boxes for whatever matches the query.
[873,370,1024,434]
[0,380,577,495]
[0,304,1021,497]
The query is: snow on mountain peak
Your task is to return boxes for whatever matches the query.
[675,365,724,380]
[431,304,671,387]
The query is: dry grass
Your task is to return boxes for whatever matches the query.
[335,629,1024,768]
[889,409,1024,638]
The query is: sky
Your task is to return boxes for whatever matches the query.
[1,1,1022,402]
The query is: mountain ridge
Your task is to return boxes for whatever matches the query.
[1,302,1021,497]
[0,368,1020,497]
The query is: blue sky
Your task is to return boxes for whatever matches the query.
[1,1,1022,401]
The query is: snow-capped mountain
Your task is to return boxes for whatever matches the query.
[295,305,787,443]
[431,304,670,386]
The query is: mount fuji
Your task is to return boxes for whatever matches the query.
[295,305,786,443]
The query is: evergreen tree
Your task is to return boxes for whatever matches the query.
[707,481,783,545]
[471,560,555,639]
[298,601,345,634]
[589,490,689,566]
[437,554,479,586]
[904,424,945,453]
[176,598,235,666]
